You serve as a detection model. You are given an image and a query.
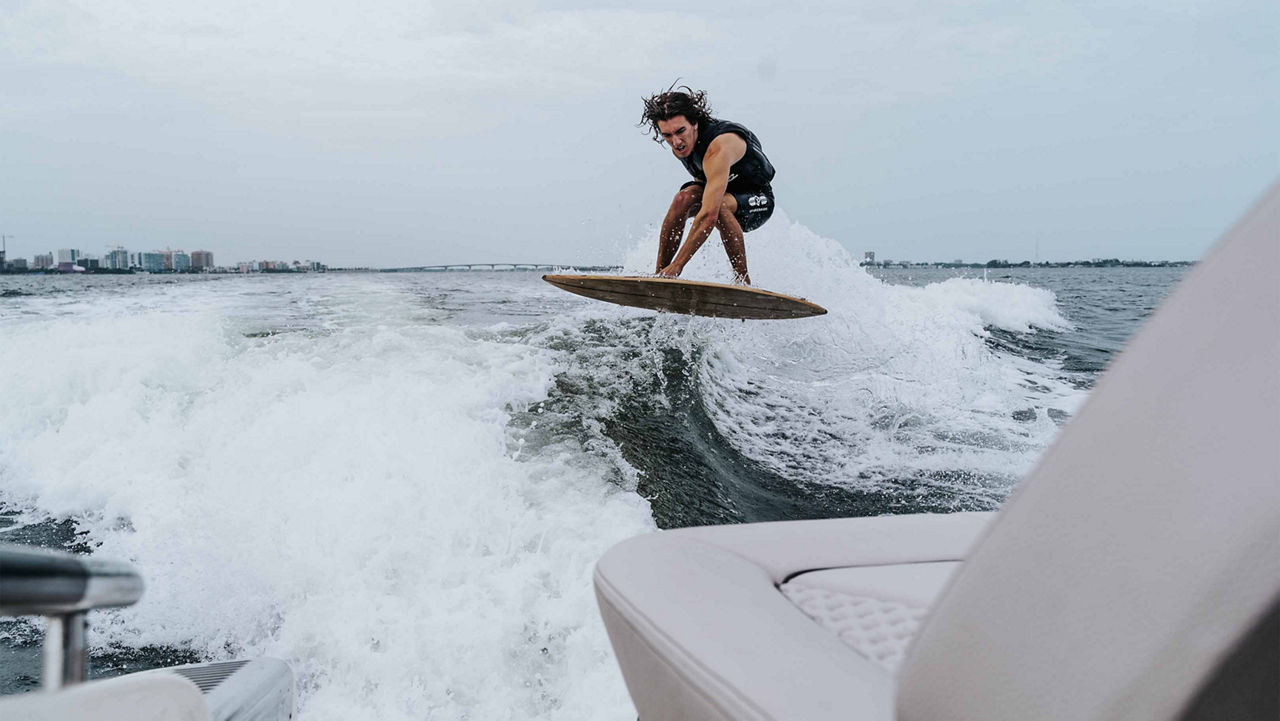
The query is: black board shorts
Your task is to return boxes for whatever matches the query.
[681,181,776,233]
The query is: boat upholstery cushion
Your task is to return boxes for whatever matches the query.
[0,672,209,721]
[595,512,991,721]
[780,562,959,673]
[897,183,1280,721]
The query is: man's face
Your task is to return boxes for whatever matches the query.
[657,116,698,159]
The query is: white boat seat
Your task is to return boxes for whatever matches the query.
[0,672,210,721]
[594,513,991,721]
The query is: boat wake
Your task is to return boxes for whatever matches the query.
[524,210,1085,526]
[0,212,1085,718]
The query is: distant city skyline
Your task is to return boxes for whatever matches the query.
[0,235,1209,273]
[0,242,328,274]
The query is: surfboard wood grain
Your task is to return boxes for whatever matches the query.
[542,274,827,320]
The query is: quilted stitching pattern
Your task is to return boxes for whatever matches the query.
[779,582,927,673]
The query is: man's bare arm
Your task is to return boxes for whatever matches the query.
[658,133,748,276]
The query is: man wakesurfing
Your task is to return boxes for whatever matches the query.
[640,85,776,286]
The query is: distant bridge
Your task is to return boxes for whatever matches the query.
[380,263,620,273]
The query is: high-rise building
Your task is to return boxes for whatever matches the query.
[172,252,191,272]
[9,258,27,270]
[141,252,166,272]
[105,248,129,270]
[34,253,54,270]
[57,248,80,263]
[191,250,214,271]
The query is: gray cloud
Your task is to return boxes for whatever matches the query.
[2,0,1276,267]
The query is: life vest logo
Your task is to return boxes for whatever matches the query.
[747,195,769,207]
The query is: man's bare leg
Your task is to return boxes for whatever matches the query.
[658,191,753,282]
[656,186,702,272]
[715,203,751,285]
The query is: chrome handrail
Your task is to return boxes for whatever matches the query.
[0,543,145,690]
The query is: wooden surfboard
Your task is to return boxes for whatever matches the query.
[542,274,827,320]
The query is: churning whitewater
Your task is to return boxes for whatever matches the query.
[0,215,1095,719]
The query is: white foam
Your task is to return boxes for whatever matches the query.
[0,276,653,719]
[618,210,1085,503]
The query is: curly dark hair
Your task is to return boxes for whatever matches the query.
[639,84,713,143]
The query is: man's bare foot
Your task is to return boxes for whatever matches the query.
[656,265,682,278]
[734,273,752,286]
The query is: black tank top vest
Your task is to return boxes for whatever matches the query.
[679,118,775,192]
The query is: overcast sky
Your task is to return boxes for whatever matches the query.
[2,1,1276,267]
